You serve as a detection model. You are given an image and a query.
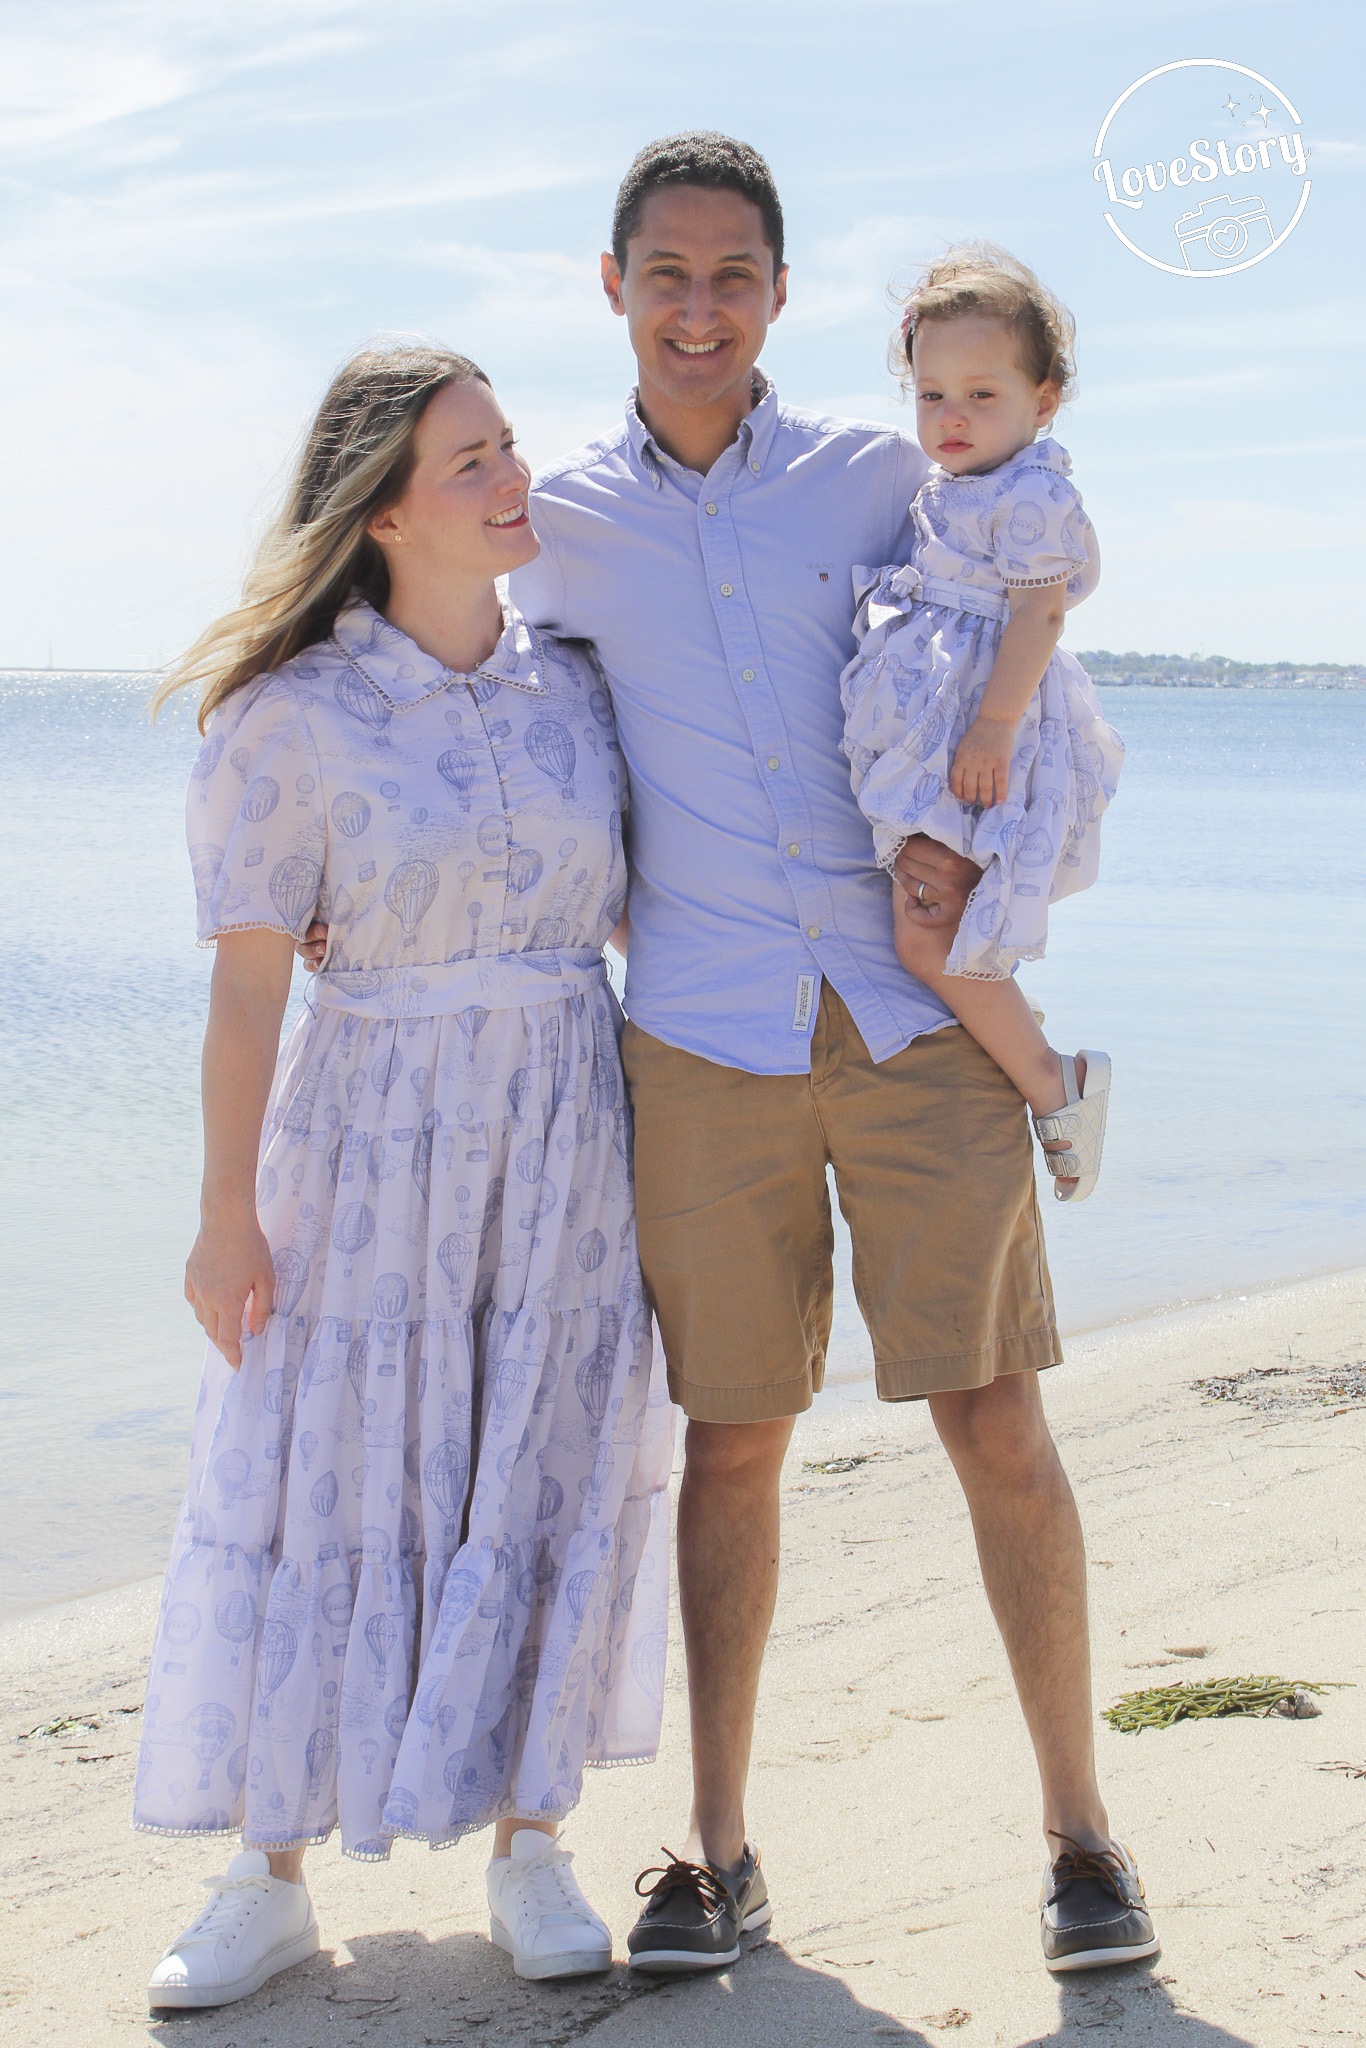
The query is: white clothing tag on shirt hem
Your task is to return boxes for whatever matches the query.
[792,972,817,1031]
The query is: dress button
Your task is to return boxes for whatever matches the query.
[788,843,801,857]
[807,926,821,940]
[766,756,780,772]
[705,502,718,515]
[741,668,755,682]
[720,583,733,597]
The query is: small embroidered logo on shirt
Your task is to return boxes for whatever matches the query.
[806,563,833,584]
[792,972,817,1031]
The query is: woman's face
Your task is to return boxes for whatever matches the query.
[370,378,539,579]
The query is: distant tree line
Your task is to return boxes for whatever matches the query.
[1077,652,1365,690]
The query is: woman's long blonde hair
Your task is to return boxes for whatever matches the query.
[153,342,490,731]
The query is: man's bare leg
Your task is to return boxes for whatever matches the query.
[927,1371,1111,1853]
[677,1415,795,1871]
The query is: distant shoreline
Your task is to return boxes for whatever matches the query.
[5,657,1364,690]
[1076,650,1366,690]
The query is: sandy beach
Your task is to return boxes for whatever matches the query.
[3,1268,1363,2047]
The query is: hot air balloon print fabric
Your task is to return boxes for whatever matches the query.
[839,440,1124,979]
[135,596,673,1860]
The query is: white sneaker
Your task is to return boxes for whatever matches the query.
[148,1849,320,2010]
[487,1829,613,1980]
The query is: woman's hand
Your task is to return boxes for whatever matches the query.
[949,715,1014,807]
[185,1207,276,1370]
[296,919,328,972]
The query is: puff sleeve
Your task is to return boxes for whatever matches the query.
[991,470,1094,591]
[186,677,327,945]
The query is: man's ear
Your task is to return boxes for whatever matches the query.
[601,250,626,317]
[769,263,790,323]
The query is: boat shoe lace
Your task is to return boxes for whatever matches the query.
[1044,1833,1136,1906]
[634,1850,733,1916]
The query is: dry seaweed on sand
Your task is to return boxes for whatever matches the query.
[1103,1676,1349,1732]
[1194,1360,1366,1413]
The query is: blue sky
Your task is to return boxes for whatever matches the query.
[1,0,1361,668]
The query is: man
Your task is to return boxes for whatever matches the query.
[510,131,1157,1979]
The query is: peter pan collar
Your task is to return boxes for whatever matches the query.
[1008,436,1071,477]
[933,437,1072,490]
[330,593,550,708]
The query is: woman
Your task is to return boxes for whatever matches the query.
[135,344,673,2009]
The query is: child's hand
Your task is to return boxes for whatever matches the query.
[950,716,1015,807]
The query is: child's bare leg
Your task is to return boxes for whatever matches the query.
[893,890,1084,1174]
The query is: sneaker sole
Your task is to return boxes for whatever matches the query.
[1045,1934,1161,1973]
[148,1922,320,2010]
[490,1915,612,1980]
[627,1900,773,1974]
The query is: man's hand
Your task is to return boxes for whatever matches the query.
[892,835,978,929]
[296,919,328,972]
[949,714,1014,807]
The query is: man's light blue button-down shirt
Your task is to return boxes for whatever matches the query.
[510,376,953,1075]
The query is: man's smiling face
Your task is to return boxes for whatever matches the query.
[602,185,788,414]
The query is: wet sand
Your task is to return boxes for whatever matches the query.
[3,1269,1364,2047]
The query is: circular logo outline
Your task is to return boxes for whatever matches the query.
[1093,58,1311,278]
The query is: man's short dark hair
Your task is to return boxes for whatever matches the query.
[611,131,785,275]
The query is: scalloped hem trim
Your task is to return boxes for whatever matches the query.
[132,1819,334,1851]
[196,918,304,950]
[131,1752,660,1861]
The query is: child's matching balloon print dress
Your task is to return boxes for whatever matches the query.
[133,598,674,1860]
[840,439,1124,979]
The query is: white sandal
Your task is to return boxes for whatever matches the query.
[1033,1051,1110,1203]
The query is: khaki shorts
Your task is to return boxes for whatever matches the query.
[621,984,1061,1422]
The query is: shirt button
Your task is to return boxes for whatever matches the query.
[750,460,761,474]
[741,668,755,682]
[766,756,780,772]
[788,843,801,857]
[720,583,733,597]
[705,502,718,516]
[807,925,821,940]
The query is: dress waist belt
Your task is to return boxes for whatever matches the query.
[916,575,1008,622]
[312,948,609,1020]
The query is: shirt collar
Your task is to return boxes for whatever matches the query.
[624,369,781,489]
[331,593,550,708]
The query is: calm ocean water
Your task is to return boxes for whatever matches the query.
[2,677,1362,1618]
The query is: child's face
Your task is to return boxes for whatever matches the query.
[912,316,1059,475]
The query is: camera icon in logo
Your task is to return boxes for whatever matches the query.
[1174,193,1276,270]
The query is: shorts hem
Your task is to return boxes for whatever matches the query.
[874,1322,1063,1402]
[666,1367,818,1424]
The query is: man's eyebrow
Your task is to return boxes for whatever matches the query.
[640,247,762,264]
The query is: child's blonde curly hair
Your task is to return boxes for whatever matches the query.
[891,242,1076,399]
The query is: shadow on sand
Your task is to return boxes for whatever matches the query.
[148,1928,1261,2047]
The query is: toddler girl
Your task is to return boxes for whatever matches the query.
[841,244,1124,1200]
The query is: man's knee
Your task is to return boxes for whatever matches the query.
[683,1414,794,1487]
[929,1372,1056,1486]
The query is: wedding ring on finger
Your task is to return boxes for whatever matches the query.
[916,880,929,906]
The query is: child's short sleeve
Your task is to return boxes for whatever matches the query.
[186,678,326,945]
[991,470,1092,589]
